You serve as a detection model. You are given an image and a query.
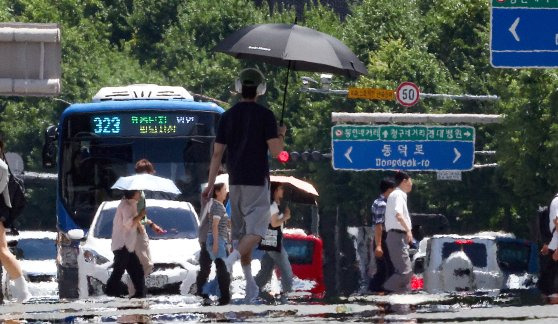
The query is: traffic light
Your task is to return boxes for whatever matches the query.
[277,150,290,163]
[284,150,330,163]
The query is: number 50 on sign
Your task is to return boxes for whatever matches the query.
[396,82,420,107]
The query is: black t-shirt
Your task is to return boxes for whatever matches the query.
[215,101,278,186]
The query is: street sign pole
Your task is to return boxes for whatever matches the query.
[491,0,558,68]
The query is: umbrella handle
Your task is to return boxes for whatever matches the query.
[280,60,292,126]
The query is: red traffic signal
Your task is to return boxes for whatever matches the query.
[277,150,289,163]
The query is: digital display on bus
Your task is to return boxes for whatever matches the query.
[90,113,197,136]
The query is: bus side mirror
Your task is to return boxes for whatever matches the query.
[42,125,57,168]
[67,229,85,241]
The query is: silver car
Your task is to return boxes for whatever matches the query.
[414,232,538,293]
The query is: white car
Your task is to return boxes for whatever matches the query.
[2,231,58,298]
[414,232,538,293]
[76,199,200,298]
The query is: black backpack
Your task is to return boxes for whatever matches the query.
[0,160,26,228]
[539,194,558,244]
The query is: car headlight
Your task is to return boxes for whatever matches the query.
[83,249,109,265]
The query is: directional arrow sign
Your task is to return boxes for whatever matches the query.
[331,125,475,171]
[491,1,558,68]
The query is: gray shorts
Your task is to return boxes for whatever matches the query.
[229,180,271,241]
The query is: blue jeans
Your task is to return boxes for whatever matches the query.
[206,233,228,261]
[255,246,293,293]
[204,234,229,297]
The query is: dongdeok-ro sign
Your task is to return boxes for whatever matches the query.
[332,125,475,171]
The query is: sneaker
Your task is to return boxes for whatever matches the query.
[218,296,230,306]
[278,293,288,305]
[202,297,212,306]
[13,276,32,303]
[259,291,275,304]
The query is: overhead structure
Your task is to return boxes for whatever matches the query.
[332,112,504,125]
[0,22,61,96]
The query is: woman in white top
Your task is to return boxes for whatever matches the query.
[0,139,31,302]
[255,183,293,303]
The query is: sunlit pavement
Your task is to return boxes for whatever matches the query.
[1,292,558,323]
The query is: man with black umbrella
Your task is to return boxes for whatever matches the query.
[203,68,286,304]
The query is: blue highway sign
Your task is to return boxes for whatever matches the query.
[331,125,475,171]
[491,5,558,67]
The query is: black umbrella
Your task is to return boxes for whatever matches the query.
[214,22,368,123]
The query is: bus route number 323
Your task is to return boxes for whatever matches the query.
[93,116,121,134]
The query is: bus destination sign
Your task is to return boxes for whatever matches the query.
[91,113,197,136]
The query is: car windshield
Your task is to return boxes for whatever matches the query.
[442,242,487,268]
[283,238,314,265]
[497,241,531,273]
[13,238,57,260]
[93,205,198,240]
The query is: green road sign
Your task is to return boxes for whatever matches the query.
[492,0,558,8]
[332,125,474,142]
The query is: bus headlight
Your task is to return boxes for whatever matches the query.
[83,249,109,265]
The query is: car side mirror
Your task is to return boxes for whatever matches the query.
[67,229,85,241]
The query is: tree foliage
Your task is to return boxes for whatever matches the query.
[0,0,557,239]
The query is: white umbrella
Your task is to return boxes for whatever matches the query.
[270,175,318,204]
[111,174,181,195]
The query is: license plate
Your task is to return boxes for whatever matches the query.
[145,275,168,288]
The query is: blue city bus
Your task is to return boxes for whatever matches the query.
[43,85,224,298]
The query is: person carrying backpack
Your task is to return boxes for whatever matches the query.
[537,194,558,302]
[0,138,31,303]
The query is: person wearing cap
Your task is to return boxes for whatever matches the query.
[202,68,286,304]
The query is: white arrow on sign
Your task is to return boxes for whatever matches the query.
[453,147,461,164]
[509,17,520,42]
[344,146,353,163]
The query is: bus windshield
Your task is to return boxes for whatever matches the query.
[59,110,219,229]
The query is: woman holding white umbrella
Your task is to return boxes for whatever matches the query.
[109,159,180,297]
[106,189,146,298]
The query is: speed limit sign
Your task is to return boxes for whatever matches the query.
[396,82,420,107]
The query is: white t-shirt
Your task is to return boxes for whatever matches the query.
[548,196,558,250]
[384,187,411,232]
[0,159,11,207]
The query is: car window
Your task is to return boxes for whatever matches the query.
[94,205,198,240]
[496,241,531,273]
[283,238,314,265]
[442,242,487,268]
[12,238,57,260]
